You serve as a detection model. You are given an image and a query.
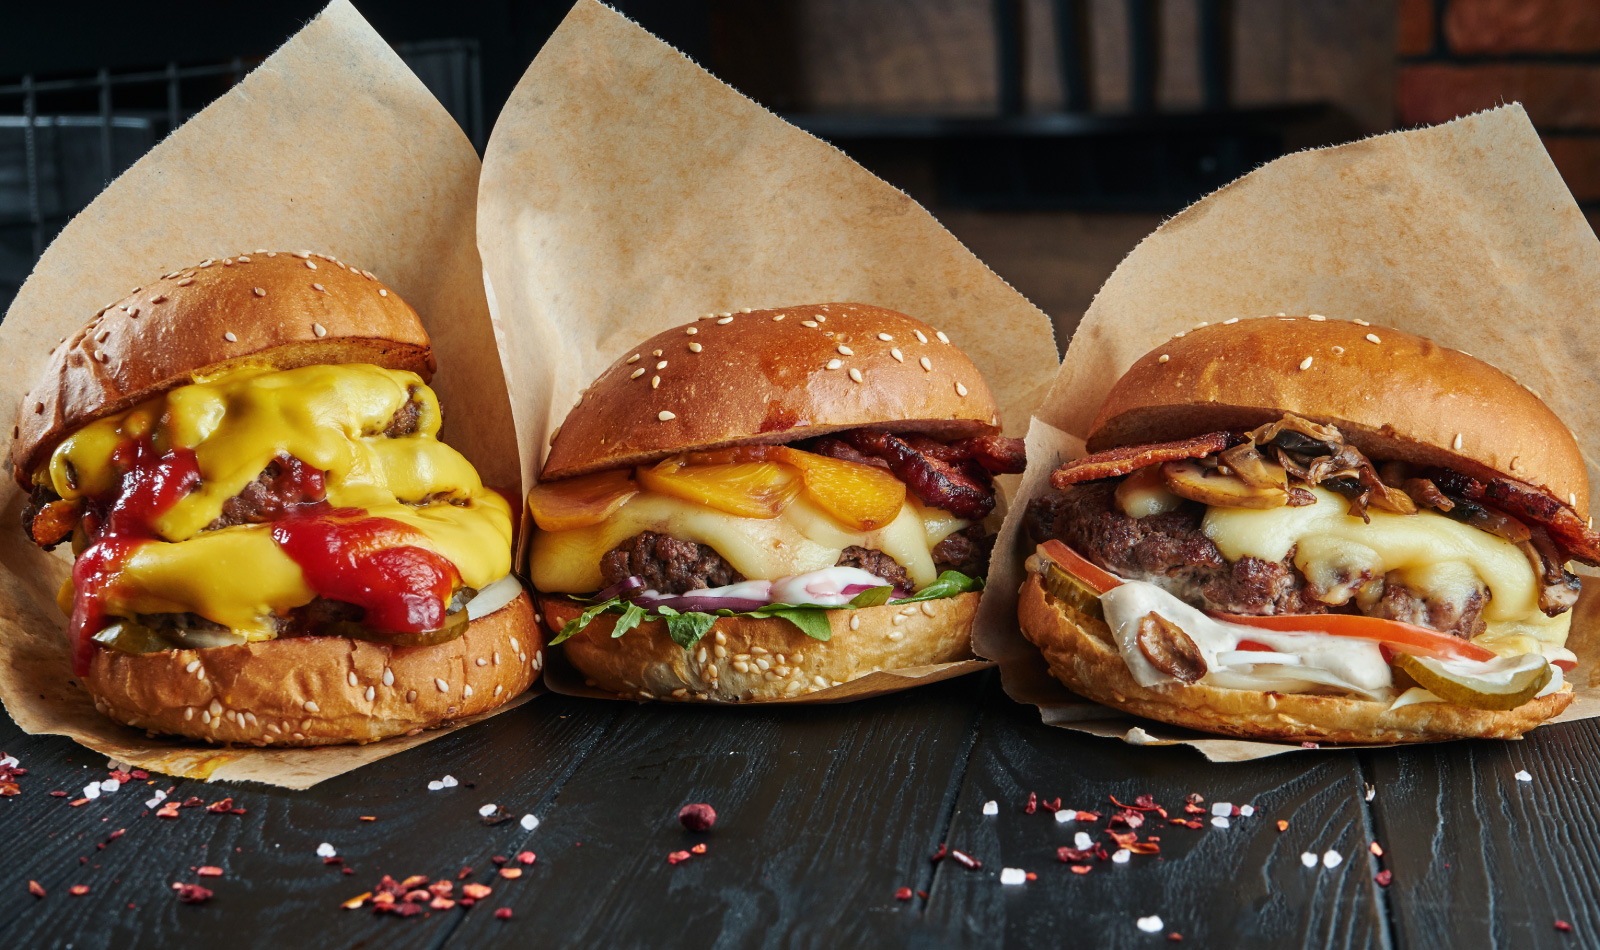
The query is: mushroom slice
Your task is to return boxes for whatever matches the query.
[1136,612,1207,684]
[1161,459,1290,509]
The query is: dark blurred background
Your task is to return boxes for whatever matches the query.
[0,0,1589,346]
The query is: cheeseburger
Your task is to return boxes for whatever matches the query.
[1020,317,1593,743]
[529,304,1025,702]
[12,252,540,745]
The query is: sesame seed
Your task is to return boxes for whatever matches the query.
[312,322,327,337]
[1453,433,1463,450]
[890,347,904,362]
[771,313,784,321]
[406,689,417,703]
[253,287,266,297]
[293,251,311,259]
[1308,314,1326,321]
[435,677,449,693]
[223,258,234,266]
[128,307,140,318]
[630,368,645,379]
[304,700,320,713]
[802,320,818,328]
[238,255,251,263]
[741,308,753,313]
[717,316,733,325]
[347,671,358,687]
[312,282,325,293]
[1332,345,1345,355]
[383,668,394,686]
[878,332,893,341]
[1299,356,1313,370]
[914,330,928,343]
[686,327,698,335]
[1354,318,1370,326]
[185,660,200,673]
[549,426,561,444]
[919,356,932,371]
[826,358,843,370]
[1158,354,1170,363]
[688,342,702,353]
[659,410,676,421]
[149,294,166,304]
[223,331,237,342]
[463,684,474,697]
[1571,492,1578,506]
[199,260,213,268]
[96,329,109,343]
[849,368,863,383]
[91,350,107,363]
[364,686,375,701]
[306,260,318,270]
[651,376,660,388]
[653,348,663,357]
[1223,317,1239,324]
[815,314,826,323]
[719,312,731,317]
[656,360,667,370]
[378,289,387,297]
[837,345,854,356]
[1196,321,1209,327]
[627,353,640,363]
[955,381,968,397]
[1365,333,1381,344]
[177,278,194,286]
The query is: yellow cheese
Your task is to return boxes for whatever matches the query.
[528,491,968,593]
[44,364,511,638]
[1202,487,1570,653]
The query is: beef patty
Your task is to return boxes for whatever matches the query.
[1024,481,1489,638]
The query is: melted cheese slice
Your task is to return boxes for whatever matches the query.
[45,364,511,640]
[528,491,968,593]
[1202,487,1570,656]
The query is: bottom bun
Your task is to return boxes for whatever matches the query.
[540,592,979,702]
[1017,574,1573,744]
[83,591,543,746]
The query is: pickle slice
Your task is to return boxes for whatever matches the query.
[324,606,469,648]
[1390,652,1552,711]
[1041,563,1105,622]
[92,620,179,654]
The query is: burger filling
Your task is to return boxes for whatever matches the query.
[530,430,1024,645]
[1024,413,1595,709]
[23,363,514,673]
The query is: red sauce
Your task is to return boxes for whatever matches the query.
[270,510,461,633]
[69,438,201,675]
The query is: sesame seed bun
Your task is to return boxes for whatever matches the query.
[1017,575,1572,744]
[539,591,978,702]
[10,251,434,487]
[82,592,543,746]
[1087,317,1589,518]
[541,304,1001,480]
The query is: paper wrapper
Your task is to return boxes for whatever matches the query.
[476,1,1059,702]
[977,105,1600,761]
[0,0,535,788]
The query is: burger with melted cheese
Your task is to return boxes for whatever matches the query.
[529,304,1025,702]
[1020,317,1590,743]
[12,252,540,745]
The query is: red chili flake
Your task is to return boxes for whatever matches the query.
[430,897,455,910]
[1025,872,1037,881]
[0,782,19,797]
[895,886,913,901]
[1375,870,1393,887]
[359,816,376,822]
[156,803,181,819]
[428,880,454,897]
[1369,842,1384,857]
[50,791,67,797]
[949,850,981,870]
[1128,842,1161,855]
[69,885,90,896]
[1024,792,1037,814]
[1109,795,1161,812]
[130,770,148,779]
[109,828,125,840]
[372,891,397,907]
[1183,803,1205,815]
[109,770,132,783]
[230,807,246,815]
[1108,830,1138,849]
[391,902,423,918]
[399,874,429,890]
[1110,810,1145,830]
[1555,920,1574,932]
[173,883,213,904]
[205,798,234,814]
[666,851,692,865]
[197,866,223,877]
[1168,817,1190,826]
[516,851,536,865]
[495,908,513,920]
[690,844,706,855]
[342,893,371,910]
[181,796,203,808]
[342,867,355,875]
[499,867,523,880]
[491,855,508,866]
[1134,794,1157,809]
[69,798,89,807]
[1185,793,1203,805]
[917,890,928,899]
[1041,797,1062,813]
[1184,820,1202,830]
[1276,820,1289,832]
[678,802,717,832]
[1168,934,1183,942]
[931,843,947,863]
[462,883,493,900]
[404,890,431,904]
[324,857,347,866]
[1075,811,1101,822]
[28,880,45,898]
[1230,805,1241,817]
[458,866,473,881]
[1069,865,1091,875]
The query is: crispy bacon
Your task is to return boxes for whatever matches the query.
[841,429,997,519]
[947,435,1028,475]
[1049,431,1243,489]
[808,438,889,470]
[1425,468,1600,566]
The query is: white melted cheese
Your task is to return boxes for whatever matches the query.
[528,491,968,593]
[1202,487,1572,657]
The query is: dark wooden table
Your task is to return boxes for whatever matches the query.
[2,669,1596,948]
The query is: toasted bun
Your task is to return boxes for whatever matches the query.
[540,591,978,701]
[1017,575,1572,744]
[11,251,434,486]
[81,592,542,746]
[1087,317,1588,519]
[541,304,1001,480]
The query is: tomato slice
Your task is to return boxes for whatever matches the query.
[1207,611,1497,663]
[1554,658,1577,673]
[1036,540,1122,595]
[1235,639,1275,652]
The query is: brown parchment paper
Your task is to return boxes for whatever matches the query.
[476,0,1059,702]
[976,104,1600,761]
[0,0,535,788]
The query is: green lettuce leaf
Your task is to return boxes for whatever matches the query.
[846,585,894,608]
[610,601,647,638]
[747,605,833,641]
[549,596,622,646]
[662,611,719,650]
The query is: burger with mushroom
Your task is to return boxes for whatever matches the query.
[529,304,1025,702]
[12,252,540,745]
[1020,317,1588,743]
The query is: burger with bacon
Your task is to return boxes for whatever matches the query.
[12,252,539,745]
[1020,317,1587,742]
[528,304,1025,702]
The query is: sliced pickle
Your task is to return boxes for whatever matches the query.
[1041,563,1105,622]
[1390,652,1551,711]
[92,620,179,654]
[324,607,469,648]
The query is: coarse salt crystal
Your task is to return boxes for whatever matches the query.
[1211,802,1231,816]
[1137,916,1163,933]
[521,814,539,831]
[999,867,1026,885]
[0,755,17,768]
[1239,804,1255,817]
[1112,849,1131,864]
[1323,849,1342,869]
[317,843,337,858]
[1074,832,1092,850]
[83,784,101,800]
[1515,769,1533,783]
[1211,816,1230,829]
[1301,852,1318,868]
[100,779,119,793]
[982,800,998,816]
[441,775,458,788]
[479,804,498,817]
[427,781,444,791]
[1054,810,1074,824]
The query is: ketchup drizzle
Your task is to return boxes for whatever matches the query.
[271,510,461,634]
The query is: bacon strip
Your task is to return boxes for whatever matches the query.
[842,430,997,519]
[1049,431,1243,489]
[1486,477,1600,566]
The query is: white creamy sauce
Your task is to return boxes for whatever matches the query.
[635,566,892,608]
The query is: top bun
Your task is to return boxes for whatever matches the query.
[542,304,1002,480]
[1087,317,1588,518]
[11,251,434,486]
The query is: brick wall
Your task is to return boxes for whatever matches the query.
[1399,0,1600,210]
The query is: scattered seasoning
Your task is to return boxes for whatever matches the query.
[426,775,459,791]
[999,868,1027,885]
[1369,842,1384,857]
[1024,792,1037,815]
[495,908,513,920]
[1137,916,1164,933]
[1323,850,1343,869]
[197,866,224,877]
[949,850,981,870]
[1301,852,1318,868]
[930,843,947,863]
[28,880,46,898]
[982,800,999,816]
[895,886,913,901]
[1276,820,1289,832]
[690,843,706,855]
[1555,920,1573,933]
[462,883,493,900]
[516,852,536,865]
[1515,769,1533,783]
[667,851,692,865]
[1375,870,1393,887]
[69,885,90,897]
[520,814,540,831]
[678,803,717,832]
